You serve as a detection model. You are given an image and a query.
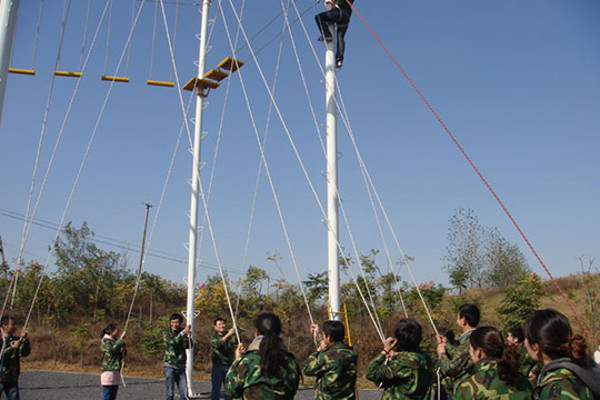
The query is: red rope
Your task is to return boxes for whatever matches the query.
[344,0,596,347]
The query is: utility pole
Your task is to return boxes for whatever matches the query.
[123,202,152,333]
[323,3,341,321]
[0,0,20,127]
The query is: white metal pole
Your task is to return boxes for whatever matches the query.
[324,3,340,321]
[0,0,20,128]
[186,0,211,395]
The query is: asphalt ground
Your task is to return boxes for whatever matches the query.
[20,370,383,400]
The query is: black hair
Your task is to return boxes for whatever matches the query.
[469,326,520,385]
[394,318,422,352]
[444,329,457,346]
[524,309,589,367]
[214,317,226,326]
[101,323,118,339]
[170,313,184,323]
[255,313,284,377]
[0,317,14,327]
[507,326,525,343]
[458,304,480,327]
[322,320,345,343]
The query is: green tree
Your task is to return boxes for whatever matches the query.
[72,321,91,367]
[496,273,543,328]
[303,271,328,304]
[485,230,530,287]
[443,208,486,292]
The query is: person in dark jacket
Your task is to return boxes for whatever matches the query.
[524,309,600,399]
[315,0,355,68]
[0,317,30,400]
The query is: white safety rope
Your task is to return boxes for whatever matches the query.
[23,0,149,332]
[218,0,316,327]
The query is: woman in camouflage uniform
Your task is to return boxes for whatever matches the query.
[224,313,300,399]
[366,318,433,399]
[454,326,532,399]
[99,323,126,400]
[524,309,600,399]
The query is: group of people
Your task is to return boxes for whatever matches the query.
[100,305,600,400]
[2,305,600,400]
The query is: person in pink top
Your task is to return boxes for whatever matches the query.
[100,323,126,400]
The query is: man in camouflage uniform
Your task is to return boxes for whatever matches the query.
[210,318,237,400]
[224,336,300,399]
[163,313,191,400]
[454,359,532,399]
[366,319,433,400]
[436,304,480,393]
[0,317,30,400]
[303,320,358,399]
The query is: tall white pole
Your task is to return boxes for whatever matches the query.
[186,0,211,395]
[324,5,340,321]
[0,0,20,127]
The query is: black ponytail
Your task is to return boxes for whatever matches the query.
[255,313,284,377]
[470,326,520,385]
[101,323,117,339]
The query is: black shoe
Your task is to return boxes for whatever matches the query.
[336,60,343,68]
[317,36,333,42]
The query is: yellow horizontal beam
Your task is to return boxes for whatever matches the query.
[55,70,82,78]
[147,80,174,87]
[8,68,35,75]
[101,75,129,83]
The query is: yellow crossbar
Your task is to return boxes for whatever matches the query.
[147,80,174,87]
[55,70,82,78]
[101,75,129,83]
[8,68,35,75]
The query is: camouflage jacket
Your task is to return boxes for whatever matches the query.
[537,367,593,400]
[438,329,474,387]
[302,342,358,400]
[366,350,433,400]
[454,359,533,399]
[100,335,125,373]
[224,337,301,399]
[0,336,30,383]
[210,332,237,365]
[516,343,539,378]
[163,328,191,368]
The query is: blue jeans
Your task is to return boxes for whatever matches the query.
[164,366,187,400]
[102,385,119,400]
[315,7,351,62]
[211,364,231,400]
[0,381,19,400]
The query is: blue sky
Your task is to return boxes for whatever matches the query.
[0,0,598,290]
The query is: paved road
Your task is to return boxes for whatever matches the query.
[21,371,382,399]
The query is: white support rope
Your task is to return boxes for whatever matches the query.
[234,0,288,318]
[22,0,148,331]
[217,0,316,327]
[158,0,242,342]
[278,0,388,338]
[1,0,111,324]
[220,0,387,341]
[7,0,74,316]
[31,0,46,70]
[79,0,92,70]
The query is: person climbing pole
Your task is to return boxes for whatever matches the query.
[315,0,354,68]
